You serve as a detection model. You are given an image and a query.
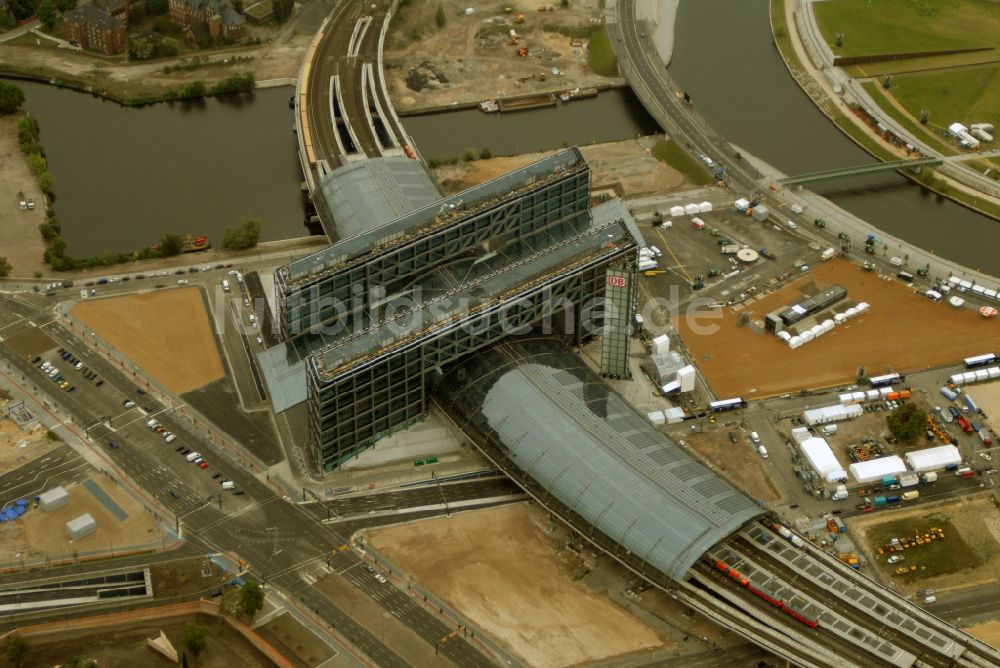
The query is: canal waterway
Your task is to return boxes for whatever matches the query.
[401,87,662,159]
[15,81,308,257]
[667,0,1000,275]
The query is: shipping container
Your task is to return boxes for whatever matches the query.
[963,394,979,413]
[886,495,901,504]
[920,472,938,483]
[881,475,898,487]
[874,496,888,506]
[940,387,958,401]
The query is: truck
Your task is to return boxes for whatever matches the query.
[980,429,994,446]
[720,244,742,254]
[821,248,836,261]
[901,490,920,501]
[948,406,961,419]
[956,467,974,478]
[963,394,979,413]
[920,471,938,484]
[899,473,919,488]
[941,386,959,401]
[831,485,848,501]
[874,496,888,507]
[956,416,974,434]
[222,279,231,293]
[881,475,898,488]
[886,495,901,504]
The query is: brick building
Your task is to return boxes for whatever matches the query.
[167,0,246,41]
[63,4,126,55]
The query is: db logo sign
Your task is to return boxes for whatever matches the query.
[607,276,626,288]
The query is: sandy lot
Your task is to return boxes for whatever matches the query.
[967,621,1000,649]
[0,473,160,564]
[683,431,780,502]
[676,259,1000,399]
[71,287,224,394]
[0,115,47,278]
[385,0,620,111]
[3,325,58,359]
[0,419,61,475]
[847,494,1000,595]
[365,503,665,668]
[22,613,272,668]
[434,137,690,198]
[966,381,1000,432]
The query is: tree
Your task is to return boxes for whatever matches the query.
[38,0,56,29]
[62,657,97,668]
[145,0,168,14]
[886,403,927,443]
[222,215,262,250]
[183,622,208,657]
[0,81,25,115]
[9,0,34,21]
[179,80,206,99]
[38,171,55,196]
[435,5,445,28]
[158,234,183,256]
[237,582,265,621]
[462,147,477,161]
[56,0,78,12]
[27,152,46,175]
[479,147,492,160]
[272,0,292,22]
[4,632,26,667]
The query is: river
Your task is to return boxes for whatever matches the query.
[400,87,662,159]
[15,81,309,258]
[666,0,1000,275]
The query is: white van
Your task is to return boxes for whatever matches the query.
[222,279,231,293]
[758,445,769,459]
[185,451,201,462]
[750,431,761,444]
[221,480,235,490]
[164,433,176,443]
[146,419,159,430]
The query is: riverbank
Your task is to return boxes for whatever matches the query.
[0,114,47,277]
[0,0,325,106]
[773,0,1000,222]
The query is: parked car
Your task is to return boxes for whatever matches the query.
[122,399,135,408]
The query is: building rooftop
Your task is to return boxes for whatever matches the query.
[65,4,124,29]
[281,147,586,285]
[433,338,765,581]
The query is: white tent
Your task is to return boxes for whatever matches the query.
[800,330,815,342]
[670,205,686,217]
[839,393,854,405]
[803,403,862,426]
[777,331,792,341]
[856,302,870,312]
[801,437,848,483]
[834,313,847,324]
[663,407,686,424]
[791,427,811,444]
[647,411,666,425]
[849,456,907,484]
[684,203,701,215]
[39,486,69,512]
[905,445,961,472]
[698,201,713,213]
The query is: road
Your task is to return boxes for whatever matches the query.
[0,443,87,509]
[0,296,497,667]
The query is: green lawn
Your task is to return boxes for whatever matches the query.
[813,0,1000,58]
[652,139,713,186]
[586,24,617,77]
[6,31,62,49]
[860,81,957,155]
[884,65,1000,142]
[867,516,979,580]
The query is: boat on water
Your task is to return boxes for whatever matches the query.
[558,87,598,103]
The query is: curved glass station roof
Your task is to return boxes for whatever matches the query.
[435,338,764,580]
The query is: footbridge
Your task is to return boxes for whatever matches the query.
[434,338,1000,668]
[777,157,943,186]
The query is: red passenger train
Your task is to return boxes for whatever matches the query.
[711,558,820,629]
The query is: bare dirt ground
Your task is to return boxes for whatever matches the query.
[967,621,1000,649]
[0,419,60,475]
[434,137,690,198]
[683,431,781,502]
[2,326,58,358]
[676,259,1000,399]
[365,503,666,668]
[846,494,1000,596]
[151,557,230,599]
[0,115,47,278]
[71,287,224,394]
[0,473,161,565]
[21,613,272,668]
[966,382,1000,433]
[385,0,620,112]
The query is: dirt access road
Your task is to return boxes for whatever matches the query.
[366,503,666,668]
[0,115,47,278]
[385,0,620,112]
